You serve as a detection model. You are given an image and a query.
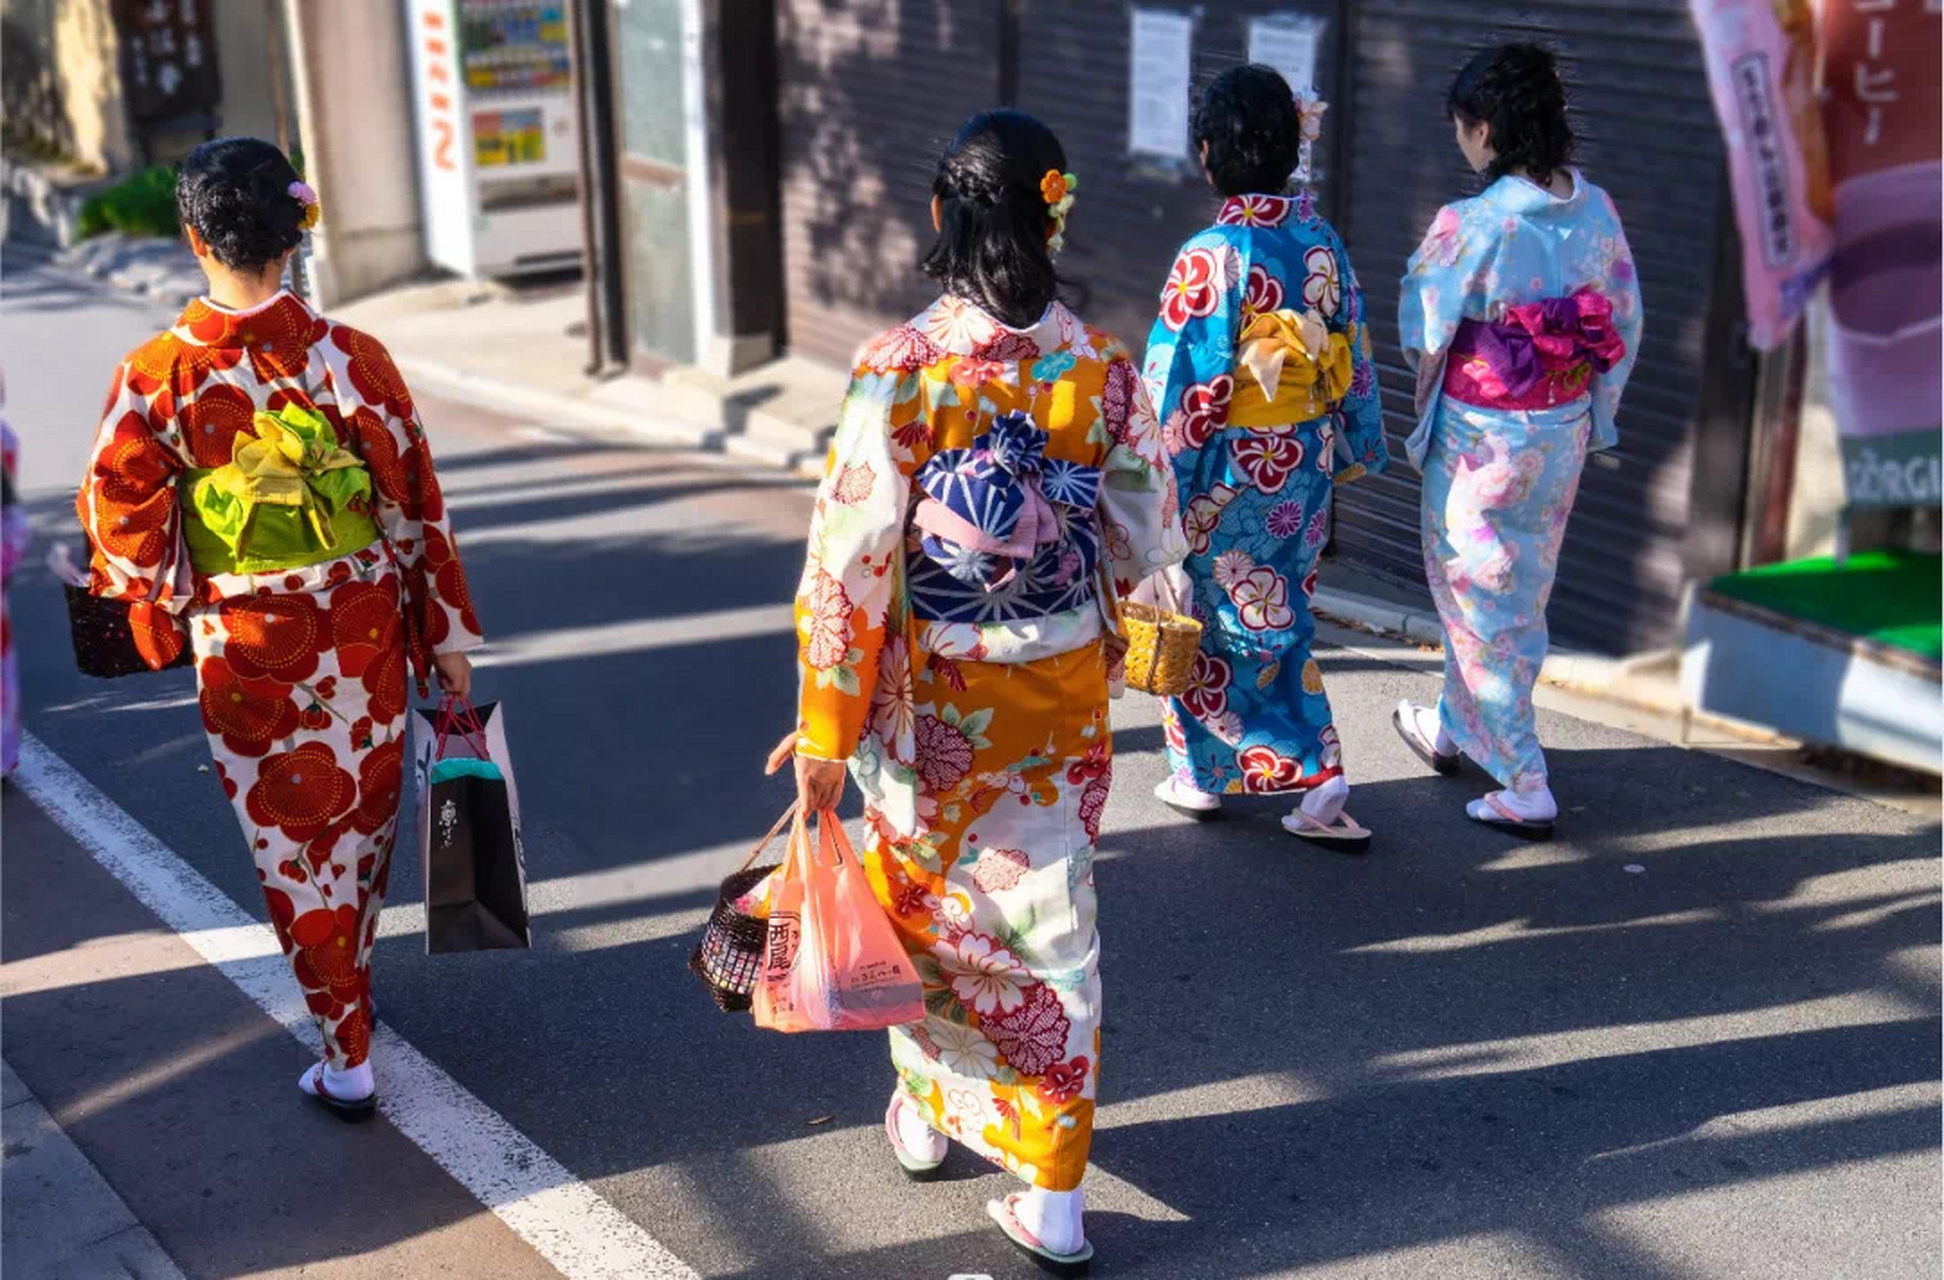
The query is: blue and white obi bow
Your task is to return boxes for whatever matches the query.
[911,411,1103,592]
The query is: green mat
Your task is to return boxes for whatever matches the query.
[1707,549,1941,661]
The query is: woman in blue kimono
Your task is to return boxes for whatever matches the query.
[1394,44,1643,837]
[1143,65,1390,850]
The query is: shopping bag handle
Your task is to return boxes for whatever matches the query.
[737,802,799,873]
[435,694,492,763]
[811,806,861,870]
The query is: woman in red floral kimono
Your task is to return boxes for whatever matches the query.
[78,139,481,1117]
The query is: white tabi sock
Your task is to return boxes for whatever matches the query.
[1014,1186,1086,1256]
[1478,782,1558,823]
[893,1095,946,1163]
[1299,774,1349,825]
[1423,702,1458,756]
[299,1059,374,1102]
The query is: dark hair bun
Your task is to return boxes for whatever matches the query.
[176,137,305,272]
[1447,42,1575,184]
[923,110,1068,329]
[1194,64,1303,198]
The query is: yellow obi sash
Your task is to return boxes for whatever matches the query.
[182,403,379,576]
[1226,308,1353,430]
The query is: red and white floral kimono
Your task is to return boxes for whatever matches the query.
[79,291,482,1070]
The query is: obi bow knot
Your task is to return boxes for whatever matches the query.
[191,404,374,562]
[912,410,1103,591]
[1454,288,1626,402]
[1228,307,1354,429]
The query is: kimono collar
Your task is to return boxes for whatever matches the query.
[1214,192,1313,229]
[1482,168,1586,219]
[175,290,324,351]
[911,295,1077,360]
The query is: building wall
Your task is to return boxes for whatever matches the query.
[285,0,426,306]
[210,0,286,147]
[1,0,133,172]
[767,0,1754,654]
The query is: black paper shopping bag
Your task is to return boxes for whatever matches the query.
[414,699,531,953]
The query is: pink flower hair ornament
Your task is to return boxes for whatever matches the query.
[288,180,320,231]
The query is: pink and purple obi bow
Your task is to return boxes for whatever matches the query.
[910,411,1103,593]
[1444,288,1627,411]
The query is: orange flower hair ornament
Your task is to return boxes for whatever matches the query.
[1041,169,1078,252]
[289,180,321,232]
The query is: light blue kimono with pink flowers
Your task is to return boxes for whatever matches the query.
[1142,191,1389,796]
[1400,171,1643,790]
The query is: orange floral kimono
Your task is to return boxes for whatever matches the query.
[794,296,1185,1191]
[79,290,482,1070]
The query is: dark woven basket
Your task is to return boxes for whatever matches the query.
[64,585,191,678]
[688,861,782,1012]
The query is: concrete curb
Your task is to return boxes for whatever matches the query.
[2,1062,188,1280]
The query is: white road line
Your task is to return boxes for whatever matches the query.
[12,734,700,1280]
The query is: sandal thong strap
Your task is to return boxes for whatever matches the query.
[1291,809,1370,839]
[1478,792,1550,828]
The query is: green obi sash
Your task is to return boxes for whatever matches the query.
[182,403,380,576]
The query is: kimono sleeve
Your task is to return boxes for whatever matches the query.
[1399,200,1495,364]
[1321,223,1391,480]
[1098,356,1186,596]
[345,347,484,667]
[1589,194,1646,453]
[1142,231,1244,488]
[77,362,194,664]
[794,369,913,762]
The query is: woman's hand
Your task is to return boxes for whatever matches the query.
[433,651,473,701]
[764,729,847,814]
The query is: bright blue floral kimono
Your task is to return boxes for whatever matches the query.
[1400,171,1644,790]
[1142,192,1390,795]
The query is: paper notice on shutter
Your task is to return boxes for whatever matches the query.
[1247,14,1326,96]
[1128,8,1194,159]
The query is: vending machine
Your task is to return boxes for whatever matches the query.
[404,0,583,277]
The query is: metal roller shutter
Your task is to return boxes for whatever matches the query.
[775,1,1004,368]
[1014,1,1347,355]
[1336,0,1751,653]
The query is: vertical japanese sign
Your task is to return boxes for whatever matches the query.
[1688,0,1834,350]
[114,0,220,125]
[418,1,460,174]
[1820,0,1942,507]
[1128,8,1194,160]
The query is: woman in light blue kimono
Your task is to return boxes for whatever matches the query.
[1395,44,1643,837]
[1143,65,1390,850]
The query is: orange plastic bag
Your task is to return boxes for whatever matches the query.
[753,809,925,1033]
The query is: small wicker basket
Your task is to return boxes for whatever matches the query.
[1119,593,1202,697]
[688,804,795,1012]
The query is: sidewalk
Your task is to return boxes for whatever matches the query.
[2,1062,186,1280]
[334,279,845,474]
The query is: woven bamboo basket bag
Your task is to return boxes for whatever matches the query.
[1114,566,1202,698]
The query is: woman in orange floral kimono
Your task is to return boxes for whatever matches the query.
[770,112,1183,1268]
[78,139,481,1117]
